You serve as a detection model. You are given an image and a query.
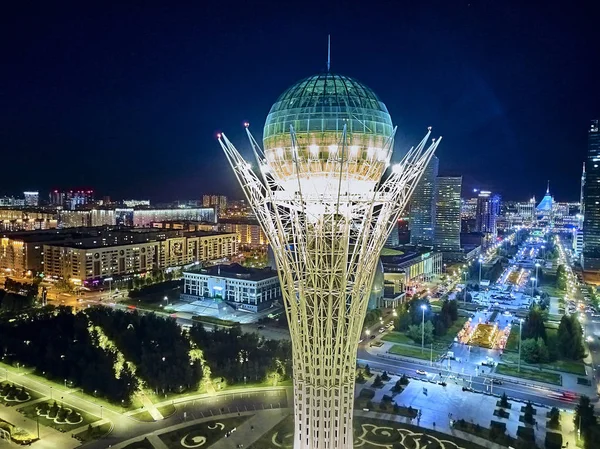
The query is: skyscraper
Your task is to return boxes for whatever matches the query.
[583,120,600,270]
[219,72,439,449]
[409,156,439,246]
[580,162,586,216]
[476,190,500,238]
[434,176,462,252]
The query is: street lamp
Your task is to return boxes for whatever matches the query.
[518,318,524,372]
[530,277,536,298]
[421,304,427,354]
[463,271,468,304]
[478,258,483,287]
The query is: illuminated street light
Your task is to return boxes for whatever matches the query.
[421,304,427,354]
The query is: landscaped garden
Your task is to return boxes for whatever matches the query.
[495,363,561,385]
[468,324,497,348]
[249,415,486,449]
[0,382,37,406]
[158,416,250,448]
[19,399,100,433]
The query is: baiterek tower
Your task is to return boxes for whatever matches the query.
[219,72,440,449]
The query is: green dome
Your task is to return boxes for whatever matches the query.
[263,73,393,145]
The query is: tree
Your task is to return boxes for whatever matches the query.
[407,321,433,345]
[372,375,383,388]
[574,395,596,436]
[522,307,546,342]
[399,374,409,385]
[500,392,509,408]
[364,364,371,376]
[558,315,585,360]
[356,371,365,384]
[548,407,559,428]
[521,338,549,364]
[381,371,390,381]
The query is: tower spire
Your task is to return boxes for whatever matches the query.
[546,180,550,195]
[327,35,331,72]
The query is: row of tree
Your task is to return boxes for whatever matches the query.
[394,298,459,344]
[518,307,584,364]
[0,306,138,403]
[3,278,38,298]
[555,264,567,290]
[85,306,202,393]
[189,324,292,385]
[0,289,35,313]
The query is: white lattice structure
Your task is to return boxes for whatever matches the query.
[218,73,440,449]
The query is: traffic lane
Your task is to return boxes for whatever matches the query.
[87,390,289,449]
[357,356,579,410]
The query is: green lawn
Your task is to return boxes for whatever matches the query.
[436,317,468,343]
[75,422,112,444]
[502,352,586,375]
[495,363,562,385]
[382,332,415,344]
[388,344,444,361]
[505,328,519,352]
[158,416,250,448]
[19,399,100,433]
[130,410,155,422]
[157,404,176,418]
[0,382,40,406]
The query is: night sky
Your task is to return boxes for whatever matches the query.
[1,1,599,202]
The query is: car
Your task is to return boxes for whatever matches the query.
[369,335,376,340]
[378,328,385,333]
[491,379,503,385]
[416,369,427,375]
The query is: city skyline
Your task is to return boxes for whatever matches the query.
[1,2,599,201]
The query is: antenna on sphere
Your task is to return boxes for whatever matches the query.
[327,35,331,72]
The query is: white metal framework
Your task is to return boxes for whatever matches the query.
[219,107,439,449]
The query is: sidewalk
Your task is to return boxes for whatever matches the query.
[111,409,288,449]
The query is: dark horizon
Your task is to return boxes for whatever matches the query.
[1,1,598,203]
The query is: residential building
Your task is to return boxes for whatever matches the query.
[42,228,237,283]
[219,218,268,247]
[583,119,600,270]
[434,176,462,252]
[59,209,116,228]
[203,195,228,214]
[0,197,25,207]
[0,209,58,231]
[23,192,39,207]
[122,200,150,208]
[182,263,281,312]
[115,208,216,227]
[409,156,438,246]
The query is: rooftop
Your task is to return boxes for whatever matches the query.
[185,263,278,281]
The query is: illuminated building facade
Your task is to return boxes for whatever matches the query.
[23,192,39,207]
[0,209,58,231]
[410,156,439,246]
[583,120,600,270]
[115,207,215,227]
[182,263,281,312]
[42,229,237,282]
[434,176,462,252]
[475,190,500,240]
[219,72,437,448]
[219,218,268,247]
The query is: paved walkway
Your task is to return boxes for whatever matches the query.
[210,409,290,449]
[111,409,288,449]
[140,392,164,421]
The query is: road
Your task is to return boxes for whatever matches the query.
[2,364,288,449]
[357,348,581,410]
